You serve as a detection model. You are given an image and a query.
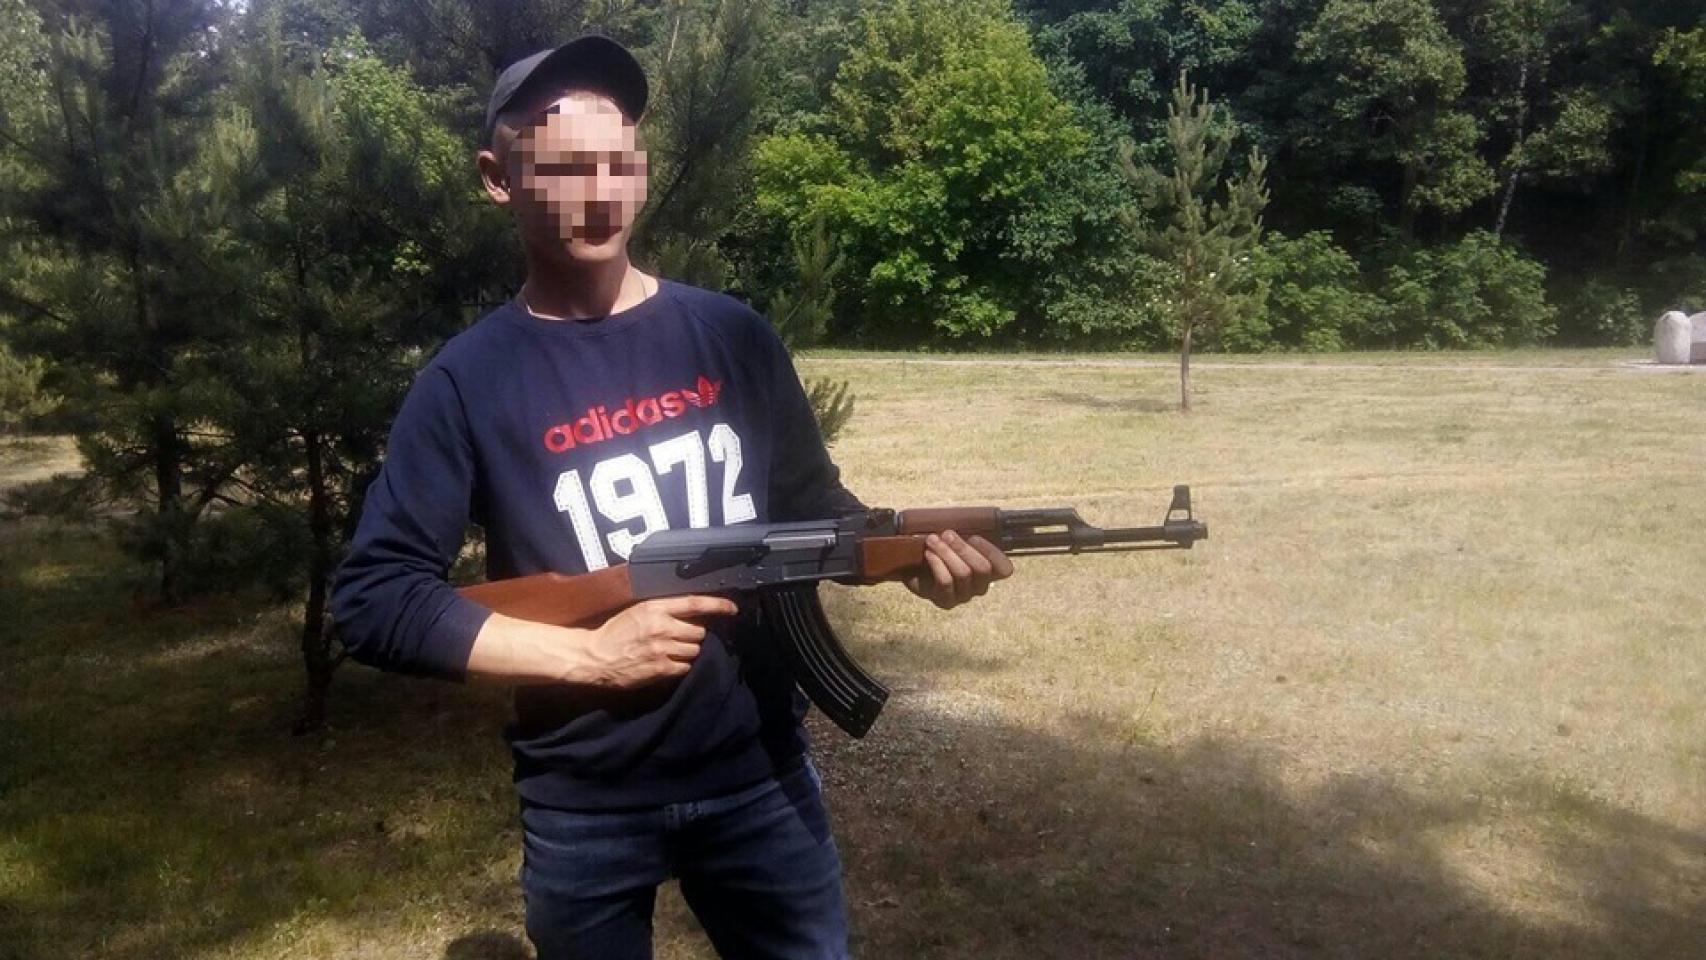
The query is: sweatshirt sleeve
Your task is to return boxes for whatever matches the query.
[330,365,491,680]
[759,322,867,522]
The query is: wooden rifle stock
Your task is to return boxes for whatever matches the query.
[455,542,938,622]
[457,564,636,628]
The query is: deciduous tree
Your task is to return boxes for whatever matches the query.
[753,0,1092,341]
[1295,0,1495,234]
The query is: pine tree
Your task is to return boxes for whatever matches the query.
[767,221,844,350]
[633,0,775,278]
[766,221,854,444]
[1123,73,1268,412]
[0,340,54,432]
[212,22,502,730]
[0,2,244,604]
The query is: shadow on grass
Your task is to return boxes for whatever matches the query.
[4,528,1703,960]
[812,700,1706,959]
[0,527,524,960]
[443,930,528,959]
[1038,390,1176,415]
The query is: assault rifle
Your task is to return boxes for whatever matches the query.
[458,486,1207,737]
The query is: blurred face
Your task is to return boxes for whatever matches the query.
[483,93,648,264]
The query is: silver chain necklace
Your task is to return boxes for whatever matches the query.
[517,269,653,320]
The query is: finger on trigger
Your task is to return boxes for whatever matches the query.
[667,595,736,618]
[697,594,738,616]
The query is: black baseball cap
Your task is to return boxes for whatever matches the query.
[484,35,649,147]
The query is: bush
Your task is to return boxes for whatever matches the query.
[1248,231,1380,351]
[1646,253,1706,319]
[1554,278,1644,346]
[1375,231,1555,348]
[1034,249,1174,349]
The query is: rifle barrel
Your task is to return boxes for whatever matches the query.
[996,486,1207,555]
[998,520,1207,555]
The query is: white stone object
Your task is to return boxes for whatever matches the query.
[1654,311,1691,364]
[1691,312,1706,363]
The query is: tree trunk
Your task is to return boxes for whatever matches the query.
[1397,163,1420,239]
[296,428,337,735]
[1493,60,1530,240]
[134,238,187,606]
[1179,323,1193,413]
[297,581,334,735]
[294,260,337,734]
[152,414,185,606]
[1618,105,1649,262]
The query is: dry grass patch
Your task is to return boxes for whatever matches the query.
[803,356,1705,958]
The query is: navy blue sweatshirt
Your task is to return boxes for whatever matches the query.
[330,280,863,809]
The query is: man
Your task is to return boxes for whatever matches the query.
[330,36,1013,960]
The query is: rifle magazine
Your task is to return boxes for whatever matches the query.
[760,585,889,738]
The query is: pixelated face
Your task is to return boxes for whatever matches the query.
[499,95,648,261]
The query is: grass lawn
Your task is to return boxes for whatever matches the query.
[2,352,1703,959]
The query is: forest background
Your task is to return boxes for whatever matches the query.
[0,0,1702,725]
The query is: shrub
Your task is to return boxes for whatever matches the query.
[1554,278,1644,346]
[805,378,856,446]
[1375,231,1555,348]
[1248,231,1380,351]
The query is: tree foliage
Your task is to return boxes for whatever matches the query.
[201,24,501,728]
[1296,0,1495,231]
[1377,230,1556,348]
[754,0,1093,340]
[0,0,241,604]
[1249,232,1381,353]
[0,340,54,432]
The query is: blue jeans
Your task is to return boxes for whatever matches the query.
[519,757,850,959]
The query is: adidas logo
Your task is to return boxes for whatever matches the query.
[543,376,725,453]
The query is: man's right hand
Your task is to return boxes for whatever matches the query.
[465,596,737,688]
[579,595,739,688]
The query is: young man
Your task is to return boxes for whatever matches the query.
[330,36,1013,960]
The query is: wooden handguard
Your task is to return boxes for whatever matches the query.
[856,507,1004,584]
[456,564,636,627]
[856,537,929,582]
[894,507,1001,537]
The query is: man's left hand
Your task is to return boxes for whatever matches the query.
[903,530,1015,610]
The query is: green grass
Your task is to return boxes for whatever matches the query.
[4,352,1704,959]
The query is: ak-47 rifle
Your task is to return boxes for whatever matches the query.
[458,486,1207,738]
